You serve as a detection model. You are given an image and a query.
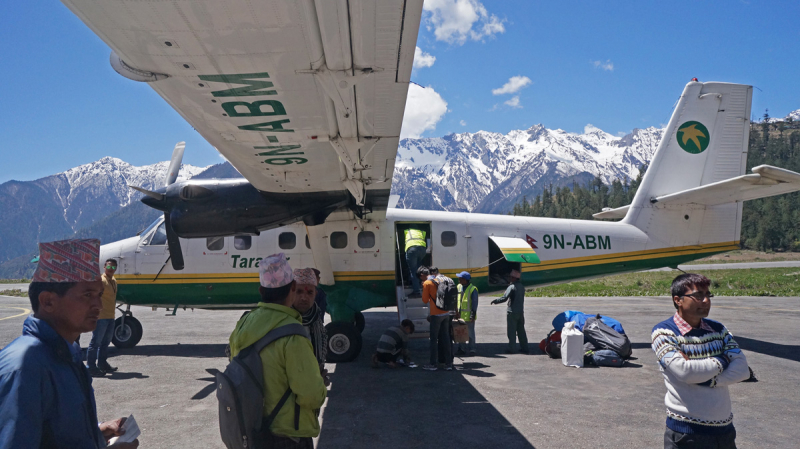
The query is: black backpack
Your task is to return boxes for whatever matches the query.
[216,323,309,449]
[432,275,458,311]
[583,315,632,359]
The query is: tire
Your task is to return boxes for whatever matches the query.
[325,322,362,363]
[112,316,143,348]
[353,310,366,334]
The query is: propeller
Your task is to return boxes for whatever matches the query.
[162,142,186,270]
[129,142,186,271]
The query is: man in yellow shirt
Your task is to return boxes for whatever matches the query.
[87,258,118,377]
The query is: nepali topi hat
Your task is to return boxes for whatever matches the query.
[259,253,294,288]
[32,239,102,283]
[293,268,318,286]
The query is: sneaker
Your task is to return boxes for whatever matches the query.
[504,349,515,354]
[445,365,454,371]
[455,348,466,356]
[469,350,477,356]
[519,349,530,355]
[422,364,438,371]
[87,367,106,378]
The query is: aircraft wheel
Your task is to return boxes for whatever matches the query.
[325,322,362,363]
[353,311,365,334]
[112,316,143,348]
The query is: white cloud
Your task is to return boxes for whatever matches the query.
[401,84,448,139]
[423,0,505,45]
[584,124,602,134]
[413,47,436,69]
[591,59,614,71]
[504,96,522,109]
[460,120,467,126]
[492,76,532,95]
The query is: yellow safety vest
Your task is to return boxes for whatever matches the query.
[404,228,427,251]
[457,283,478,321]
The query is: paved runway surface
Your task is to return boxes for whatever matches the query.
[1,294,798,448]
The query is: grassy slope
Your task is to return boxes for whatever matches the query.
[526,267,800,297]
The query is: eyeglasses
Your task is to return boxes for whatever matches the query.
[681,292,713,301]
[105,265,117,270]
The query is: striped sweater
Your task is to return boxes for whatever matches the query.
[651,314,750,434]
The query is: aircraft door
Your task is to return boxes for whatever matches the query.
[135,221,169,275]
[431,221,468,275]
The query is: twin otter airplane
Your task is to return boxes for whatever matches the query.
[61,0,800,361]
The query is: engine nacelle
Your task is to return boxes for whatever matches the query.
[141,179,349,238]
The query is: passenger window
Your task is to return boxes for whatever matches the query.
[358,231,375,248]
[330,232,348,249]
[441,231,457,247]
[149,223,167,246]
[206,237,224,251]
[279,232,296,250]
[234,236,251,250]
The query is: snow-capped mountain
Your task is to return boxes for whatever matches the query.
[0,157,207,264]
[758,109,800,123]
[391,125,663,213]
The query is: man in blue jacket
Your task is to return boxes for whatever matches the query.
[0,239,138,449]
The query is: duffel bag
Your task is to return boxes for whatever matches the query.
[583,315,632,358]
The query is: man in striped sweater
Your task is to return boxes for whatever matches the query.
[651,273,750,449]
[372,320,415,368]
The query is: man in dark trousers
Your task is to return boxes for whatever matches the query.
[404,226,427,298]
[491,269,529,354]
[652,273,750,449]
[0,239,138,448]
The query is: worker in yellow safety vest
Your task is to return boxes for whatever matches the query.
[404,227,427,298]
[455,271,478,355]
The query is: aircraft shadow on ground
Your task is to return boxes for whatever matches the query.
[735,336,800,363]
[112,343,227,358]
[317,311,535,449]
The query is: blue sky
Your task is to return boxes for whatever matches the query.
[1,1,799,183]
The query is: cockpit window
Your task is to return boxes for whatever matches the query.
[140,217,163,238]
[148,223,168,246]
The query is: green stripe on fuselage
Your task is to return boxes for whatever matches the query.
[116,249,724,321]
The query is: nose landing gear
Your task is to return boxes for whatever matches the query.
[112,305,143,348]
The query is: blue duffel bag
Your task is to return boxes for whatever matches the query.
[591,349,625,367]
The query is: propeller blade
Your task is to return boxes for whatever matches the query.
[129,185,165,201]
[165,141,186,187]
[164,213,185,270]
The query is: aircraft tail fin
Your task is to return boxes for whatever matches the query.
[622,81,754,249]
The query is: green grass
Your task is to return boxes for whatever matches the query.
[0,279,28,284]
[0,289,27,297]
[525,268,800,297]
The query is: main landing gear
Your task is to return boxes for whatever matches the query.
[325,311,366,363]
[112,305,143,348]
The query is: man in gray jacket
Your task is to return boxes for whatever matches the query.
[491,269,529,354]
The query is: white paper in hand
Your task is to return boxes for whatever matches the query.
[110,415,140,444]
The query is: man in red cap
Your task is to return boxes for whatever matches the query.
[0,239,139,448]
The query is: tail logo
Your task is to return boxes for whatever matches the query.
[677,121,710,154]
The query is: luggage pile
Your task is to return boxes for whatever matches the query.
[539,310,632,368]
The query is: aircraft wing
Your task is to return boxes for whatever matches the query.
[60,0,424,208]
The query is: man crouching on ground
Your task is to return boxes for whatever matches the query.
[652,273,750,449]
[0,239,138,448]
[228,253,327,449]
[372,319,415,368]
